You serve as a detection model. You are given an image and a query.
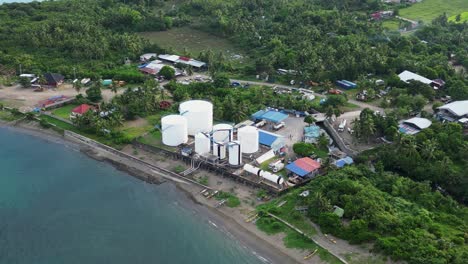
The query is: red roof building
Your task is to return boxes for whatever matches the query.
[285,157,321,178]
[72,104,93,115]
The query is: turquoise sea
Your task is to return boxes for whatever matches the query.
[0,128,264,264]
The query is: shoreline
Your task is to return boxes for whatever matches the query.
[0,121,307,264]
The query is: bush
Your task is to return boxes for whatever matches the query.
[86,86,102,102]
[317,212,342,235]
[293,142,315,157]
[216,191,241,207]
[159,66,175,80]
[39,118,52,128]
[172,165,185,173]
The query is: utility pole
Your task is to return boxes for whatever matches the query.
[19,64,22,75]
[73,67,76,80]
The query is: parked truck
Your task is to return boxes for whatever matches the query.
[338,119,347,132]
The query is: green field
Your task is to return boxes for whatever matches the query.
[139,27,245,60]
[382,19,401,31]
[448,11,468,22]
[51,104,78,120]
[399,0,468,23]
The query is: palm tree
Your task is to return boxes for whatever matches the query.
[419,139,438,160]
[73,81,82,94]
[110,83,118,94]
[325,106,334,119]
[304,115,316,126]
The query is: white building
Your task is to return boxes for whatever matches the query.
[398,70,432,85]
[399,117,432,135]
[437,100,468,122]
[140,53,158,62]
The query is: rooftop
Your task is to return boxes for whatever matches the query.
[403,117,432,130]
[398,70,432,85]
[72,104,93,115]
[438,100,468,117]
[286,157,321,177]
[252,109,289,123]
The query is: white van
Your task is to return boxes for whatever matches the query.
[338,119,347,132]
[273,122,285,130]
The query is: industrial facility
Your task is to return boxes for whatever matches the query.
[158,100,334,192]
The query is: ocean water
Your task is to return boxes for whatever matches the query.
[0,128,263,264]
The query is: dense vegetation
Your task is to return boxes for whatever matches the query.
[176,0,467,99]
[165,80,343,122]
[359,121,468,204]
[1,1,467,262]
[259,166,468,263]
[0,0,167,78]
[1,0,466,100]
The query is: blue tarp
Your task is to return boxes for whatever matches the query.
[285,163,309,177]
[304,125,320,138]
[335,157,354,168]
[259,130,279,147]
[252,110,288,123]
[343,156,354,164]
[334,159,347,168]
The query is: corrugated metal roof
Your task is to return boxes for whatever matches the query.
[259,130,278,146]
[403,117,432,129]
[285,163,309,177]
[252,110,288,123]
[398,70,432,84]
[286,157,320,177]
[438,100,468,117]
[296,158,321,171]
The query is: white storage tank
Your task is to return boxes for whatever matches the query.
[195,132,211,154]
[228,141,242,166]
[161,115,188,146]
[212,124,233,143]
[213,142,226,160]
[179,100,213,135]
[238,126,259,154]
[243,164,284,185]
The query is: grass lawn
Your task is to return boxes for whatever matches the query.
[137,129,177,151]
[51,104,78,120]
[139,27,246,61]
[448,11,468,22]
[399,0,468,24]
[39,115,125,149]
[382,19,401,31]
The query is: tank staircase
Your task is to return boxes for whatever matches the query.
[181,159,202,176]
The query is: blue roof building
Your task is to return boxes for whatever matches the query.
[334,156,354,168]
[258,130,285,151]
[252,109,289,123]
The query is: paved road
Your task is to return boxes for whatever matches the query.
[230,79,383,113]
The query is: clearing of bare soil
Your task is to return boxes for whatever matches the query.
[0,84,122,108]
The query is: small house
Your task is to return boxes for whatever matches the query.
[334,156,354,168]
[71,104,93,118]
[398,117,432,135]
[286,157,321,178]
[44,73,64,87]
[140,53,157,62]
[436,100,468,122]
